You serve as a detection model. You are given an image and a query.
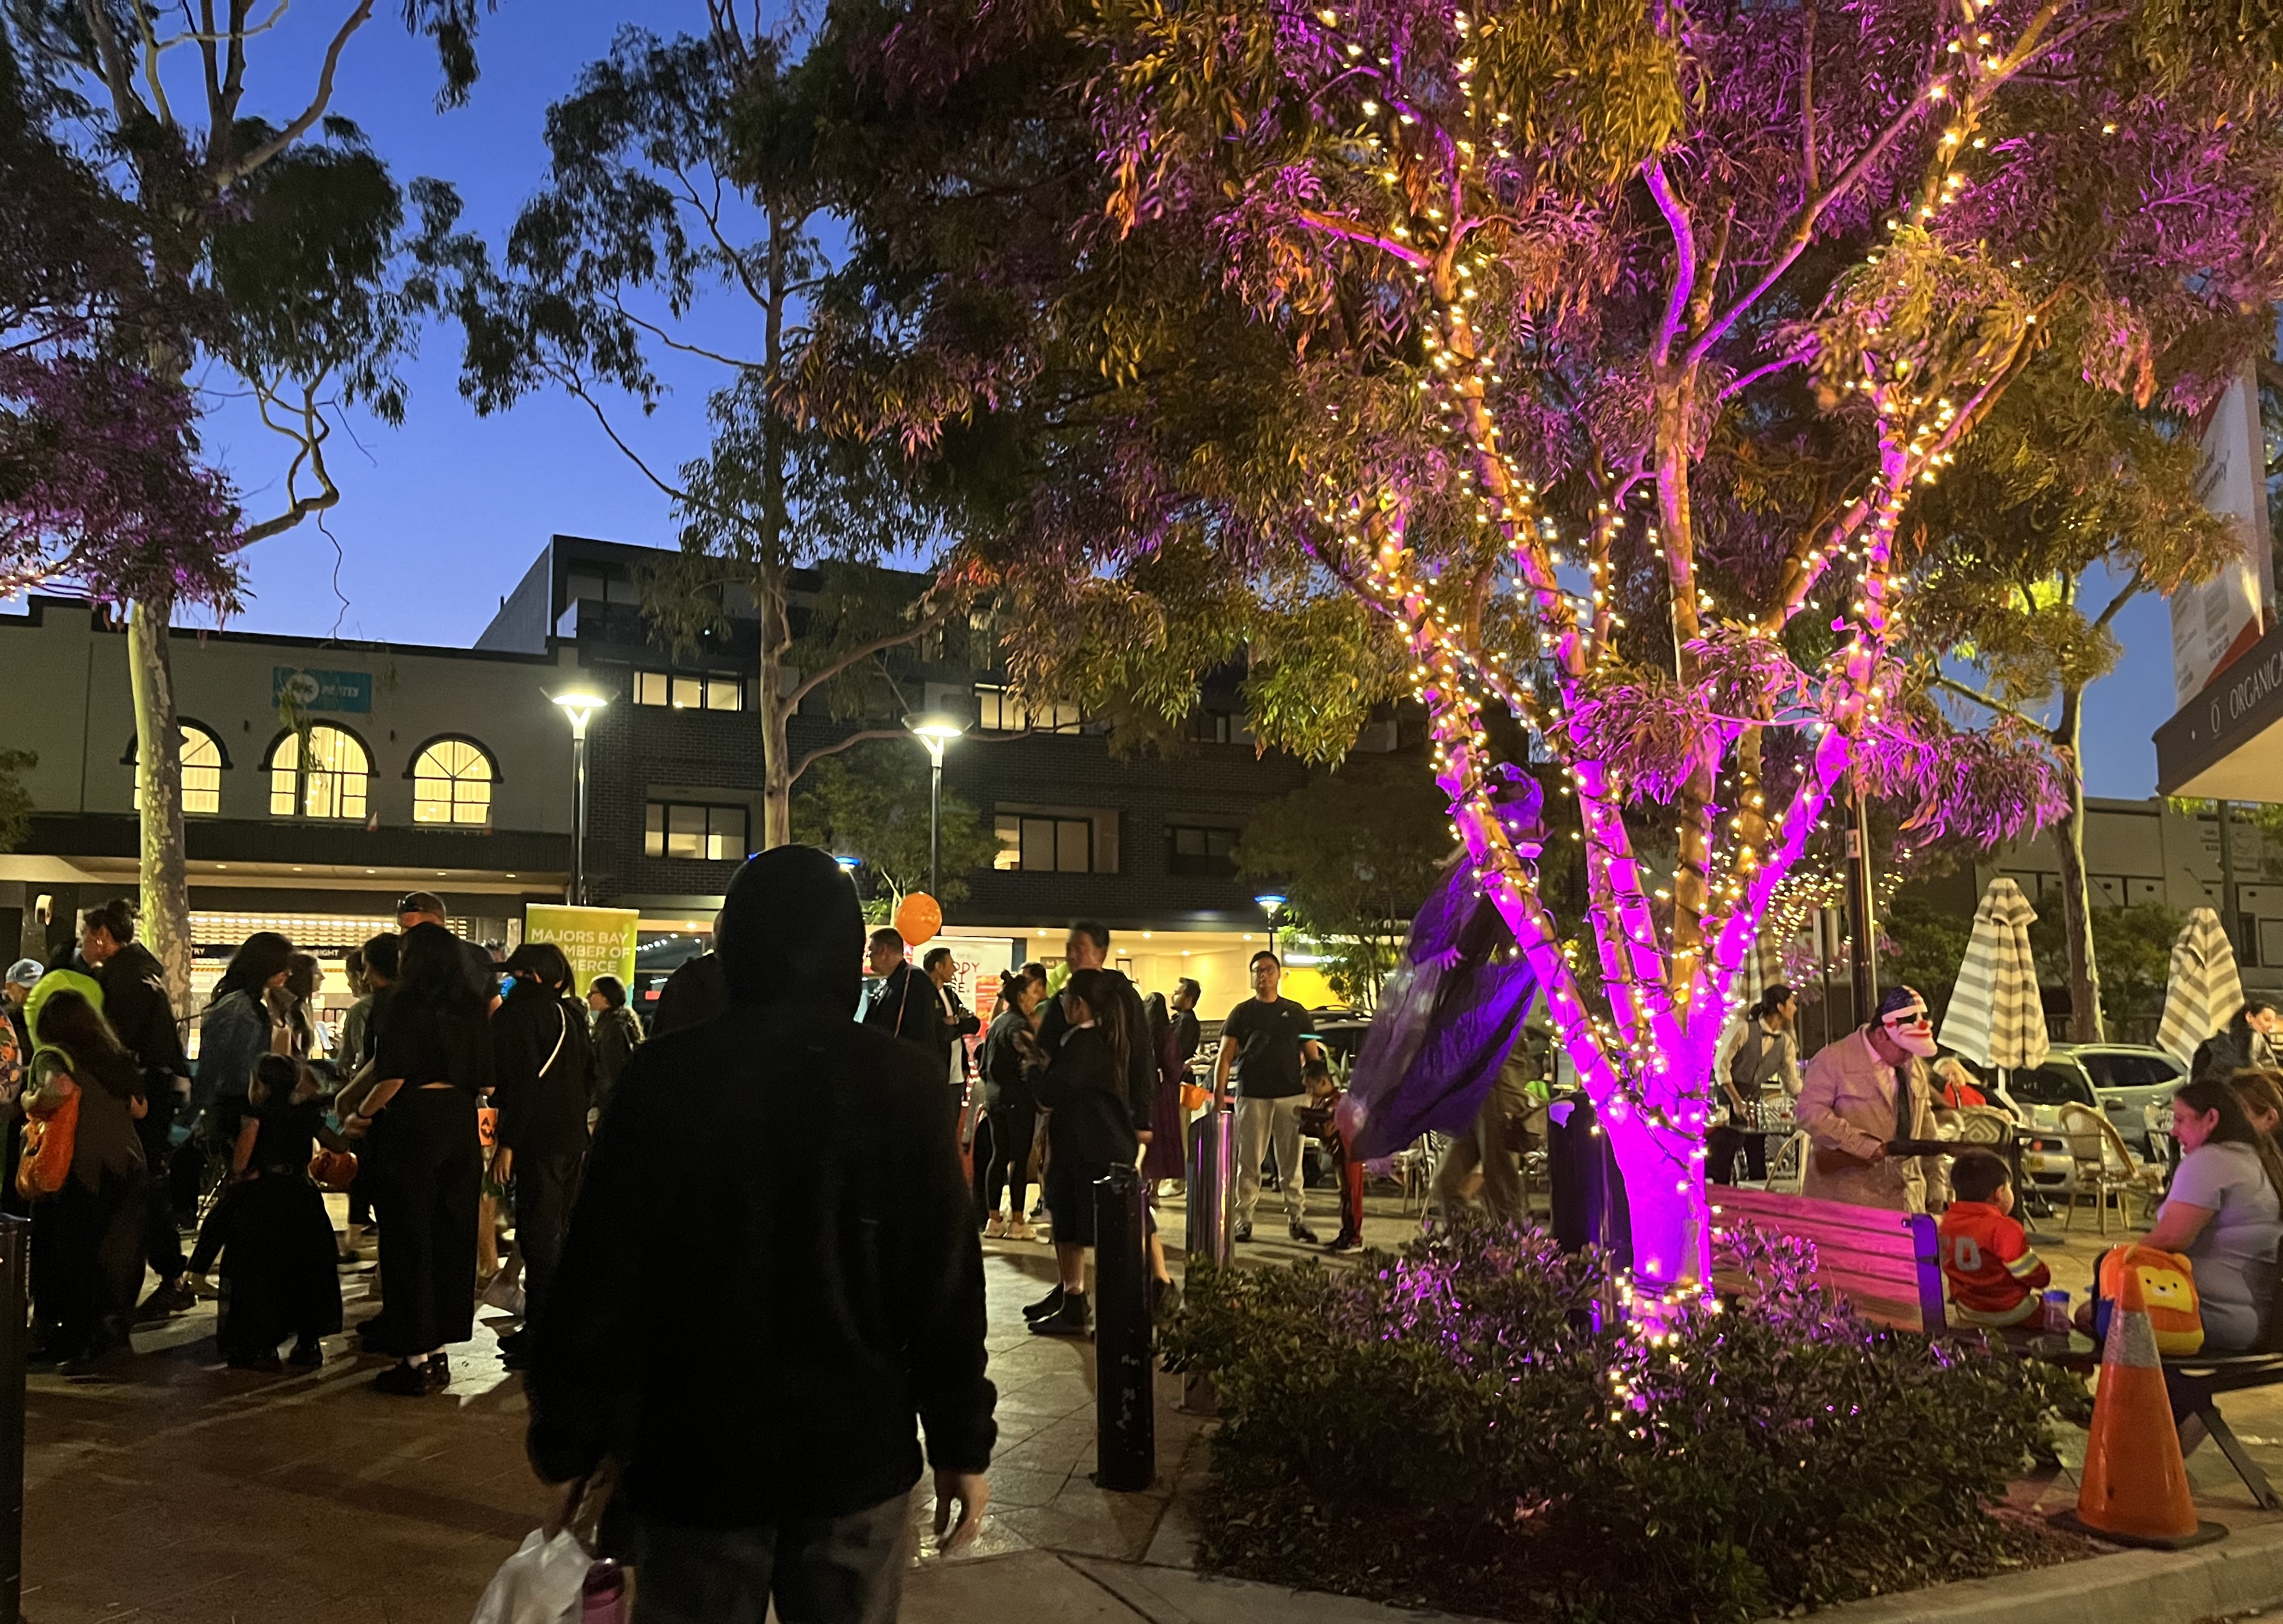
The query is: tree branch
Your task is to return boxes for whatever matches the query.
[784,598,962,713]
[792,727,913,783]
[1292,208,1433,271]
[210,0,377,188]
[1933,673,2046,731]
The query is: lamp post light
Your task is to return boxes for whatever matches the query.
[907,713,967,898]
[1254,891,1289,959]
[552,689,610,905]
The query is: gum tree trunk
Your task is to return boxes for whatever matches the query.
[2051,687,2102,1041]
[129,598,193,1012]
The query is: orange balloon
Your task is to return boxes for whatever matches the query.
[895,892,943,947]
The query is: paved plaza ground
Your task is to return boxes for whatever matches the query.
[16,1182,2283,1624]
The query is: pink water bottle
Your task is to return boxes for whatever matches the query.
[582,1559,629,1623]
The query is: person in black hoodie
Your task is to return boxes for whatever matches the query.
[75,900,196,1322]
[491,942,594,1371]
[529,846,994,1618]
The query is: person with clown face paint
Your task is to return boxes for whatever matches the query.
[1795,985,1951,1214]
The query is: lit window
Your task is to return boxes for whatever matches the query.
[644,802,748,861]
[974,683,1080,734]
[632,670,742,711]
[269,725,369,820]
[412,738,494,826]
[132,723,225,815]
[994,813,1096,872]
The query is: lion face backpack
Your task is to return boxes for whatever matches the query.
[2094,1243,2205,1355]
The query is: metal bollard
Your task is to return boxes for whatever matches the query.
[1092,1163,1156,1492]
[0,1215,26,1624]
[1184,1102,1235,1270]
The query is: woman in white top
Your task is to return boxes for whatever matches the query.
[2143,1076,2283,1352]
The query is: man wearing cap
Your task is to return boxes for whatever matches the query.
[1797,985,1951,1213]
[4,958,37,1062]
[397,892,503,1011]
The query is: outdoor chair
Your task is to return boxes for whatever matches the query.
[1763,1130,1809,1195]
[2054,1102,2166,1234]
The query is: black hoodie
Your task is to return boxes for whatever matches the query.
[527,847,995,1525]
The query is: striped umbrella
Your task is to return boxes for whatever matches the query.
[2156,907,2244,1067]
[1938,878,2049,1071]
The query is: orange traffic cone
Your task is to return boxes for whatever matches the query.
[2057,1265,2224,1548]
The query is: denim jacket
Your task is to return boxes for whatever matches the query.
[194,990,271,1109]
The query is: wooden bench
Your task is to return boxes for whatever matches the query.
[2155,1243,2283,1509]
[1709,1186,1945,1334]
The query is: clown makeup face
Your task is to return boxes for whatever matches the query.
[1880,998,1936,1058]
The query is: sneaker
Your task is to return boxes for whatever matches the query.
[1325,1232,1365,1253]
[1289,1221,1319,1244]
[135,1279,195,1322]
[1234,1221,1254,1243]
[1007,1217,1038,1242]
[287,1340,324,1370]
[1021,1285,1067,1322]
[371,1360,427,1397]
[1028,1294,1090,1337]
[983,1213,1007,1240]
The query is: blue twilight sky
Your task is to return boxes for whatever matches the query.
[160,1,2173,801]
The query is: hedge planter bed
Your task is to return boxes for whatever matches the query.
[1164,1219,2096,1624]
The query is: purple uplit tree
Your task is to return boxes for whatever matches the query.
[1066,0,2283,1286]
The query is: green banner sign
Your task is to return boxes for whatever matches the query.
[524,904,640,999]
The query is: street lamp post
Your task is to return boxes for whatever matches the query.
[552,689,610,905]
[907,713,966,898]
[1254,891,1289,958]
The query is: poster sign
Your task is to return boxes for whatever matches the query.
[2170,364,2276,705]
[273,665,373,713]
[524,904,640,998]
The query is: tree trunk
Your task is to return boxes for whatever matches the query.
[129,597,193,1012]
[759,567,793,848]
[2052,687,2102,1042]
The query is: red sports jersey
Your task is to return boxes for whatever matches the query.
[1938,1200,2050,1326]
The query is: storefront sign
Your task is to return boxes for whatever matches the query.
[524,904,640,998]
[272,665,373,713]
[2169,364,2275,705]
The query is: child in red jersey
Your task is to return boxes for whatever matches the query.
[1939,1149,2050,1328]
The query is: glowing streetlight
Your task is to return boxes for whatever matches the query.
[907,713,967,898]
[552,689,610,905]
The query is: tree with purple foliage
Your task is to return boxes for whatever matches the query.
[4,1,492,1004]
[813,0,2283,1289]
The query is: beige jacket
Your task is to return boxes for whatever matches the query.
[1796,1029,1949,1213]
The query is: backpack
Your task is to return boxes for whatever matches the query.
[17,1049,80,1200]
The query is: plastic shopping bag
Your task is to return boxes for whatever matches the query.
[469,1527,590,1624]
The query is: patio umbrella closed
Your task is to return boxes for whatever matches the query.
[1938,878,2049,1071]
[2156,907,2244,1067]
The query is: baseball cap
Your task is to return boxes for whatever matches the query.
[4,959,41,990]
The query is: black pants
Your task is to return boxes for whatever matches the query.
[983,1101,1036,1219]
[136,1113,183,1282]
[370,1087,481,1357]
[968,1112,994,1221]
[512,1148,584,1336]
[632,1493,909,1624]
[1707,1124,1768,1186]
[32,1168,147,1358]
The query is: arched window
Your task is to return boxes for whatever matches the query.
[268,725,370,820]
[129,721,228,815]
[412,737,494,826]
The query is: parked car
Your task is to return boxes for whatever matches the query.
[2008,1044,2184,1154]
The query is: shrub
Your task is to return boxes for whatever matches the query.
[1165,1218,2089,1624]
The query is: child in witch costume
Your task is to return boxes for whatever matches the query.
[213,1054,349,1371]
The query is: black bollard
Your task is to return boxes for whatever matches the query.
[1545,1096,1633,1270]
[1092,1163,1155,1491]
[0,1215,26,1624]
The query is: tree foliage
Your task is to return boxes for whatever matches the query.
[790,740,1000,914]
[1236,755,1453,1007]
[810,0,2283,1280]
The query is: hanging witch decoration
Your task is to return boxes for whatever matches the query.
[1343,764,1546,1163]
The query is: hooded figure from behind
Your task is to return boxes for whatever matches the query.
[527,845,995,1619]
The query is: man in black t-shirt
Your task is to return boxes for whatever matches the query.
[1213,951,1326,1243]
